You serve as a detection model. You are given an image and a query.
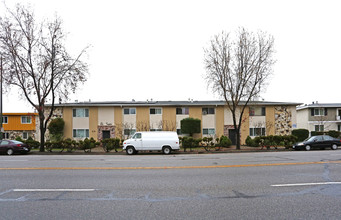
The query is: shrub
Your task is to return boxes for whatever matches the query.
[292,129,309,142]
[48,118,65,142]
[327,130,340,138]
[25,137,40,149]
[219,135,232,148]
[180,118,201,136]
[102,138,121,152]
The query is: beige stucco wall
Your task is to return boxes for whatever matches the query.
[89,107,98,139]
[63,107,73,139]
[98,107,115,125]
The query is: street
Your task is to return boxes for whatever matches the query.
[1,151,341,219]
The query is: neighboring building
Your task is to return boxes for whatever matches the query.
[48,100,300,145]
[297,103,341,134]
[1,113,38,140]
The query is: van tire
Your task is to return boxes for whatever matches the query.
[126,146,136,155]
[162,146,172,155]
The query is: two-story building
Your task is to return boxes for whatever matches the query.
[1,113,38,140]
[297,103,341,133]
[48,100,300,145]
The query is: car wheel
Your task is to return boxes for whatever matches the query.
[331,144,338,150]
[126,146,135,155]
[162,146,172,155]
[7,149,14,155]
[305,145,311,151]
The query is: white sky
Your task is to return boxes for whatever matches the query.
[1,0,341,112]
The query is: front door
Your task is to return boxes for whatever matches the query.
[229,129,237,145]
[102,130,111,140]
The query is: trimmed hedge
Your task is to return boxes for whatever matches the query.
[292,129,309,142]
[245,135,298,149]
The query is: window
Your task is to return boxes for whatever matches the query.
[177,129,182,135]
[150,129,162,131]
[22,132,28,139]
[73,109,89,117]
[315,125,324,132]
[338,125,341,132]
[123,108,136,115]
[203,128,215,135]
[176,107,189,115]
[132,133,142,139]
[311,108,327,116]
[2,132,9,139]
[202,108,215,115]
[2,116,8,124]
[249,128,266,136]
[21,116,32,124]
[150,108,162,115]
[249,107,266,116]
[73,129,89,138]
[124,129,136,136]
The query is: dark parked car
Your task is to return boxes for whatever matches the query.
[0,140,31,155]
[293,135,341,151]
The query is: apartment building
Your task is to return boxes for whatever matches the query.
[49,100,300,145]
[1,113,38,140]
[297,103,341,133]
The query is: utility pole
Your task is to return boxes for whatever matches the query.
[0,56,3,140]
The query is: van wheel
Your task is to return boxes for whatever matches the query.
[162,146,172,155]
[126,147,136,155]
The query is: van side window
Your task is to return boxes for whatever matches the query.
[133,133,142,139]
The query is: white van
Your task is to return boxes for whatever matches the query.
[123,131,180,155]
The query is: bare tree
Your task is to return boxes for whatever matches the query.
[0,4,88,151]
[204,28,275,149]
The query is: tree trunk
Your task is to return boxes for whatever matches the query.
[236,127,241,150]
[39,113,45,152]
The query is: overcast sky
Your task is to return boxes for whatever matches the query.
[1,0,340,112]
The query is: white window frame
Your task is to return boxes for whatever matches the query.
[203,128,215,135]
[123,108,136,115]
[73,108,89,118]
[21,116,32,124]
[314,108,325,116]
[22,132,28,139]
[2,116,8,124]
[176,107,189,115]
[249,127,266,137]
[73,129,90,138]
[150,108,162,115]
[314,125,324,132]
[202,108,215,115]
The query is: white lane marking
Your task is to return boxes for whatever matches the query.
[13,189,96,192]
[271,182,341,187]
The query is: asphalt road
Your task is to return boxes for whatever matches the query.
[1,151,341,220]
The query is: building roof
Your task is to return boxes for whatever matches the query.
[3,113,38,116]
[297,103,341,110]
[49,100,302,108]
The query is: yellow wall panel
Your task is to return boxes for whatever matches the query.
[62,107,73,139]
[162,107,176,131]
[215,106,224,138]
[136,107,150,131]
[89,107,98,139]
[266,106,275,135]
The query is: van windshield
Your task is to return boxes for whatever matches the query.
[133,133,141,139]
